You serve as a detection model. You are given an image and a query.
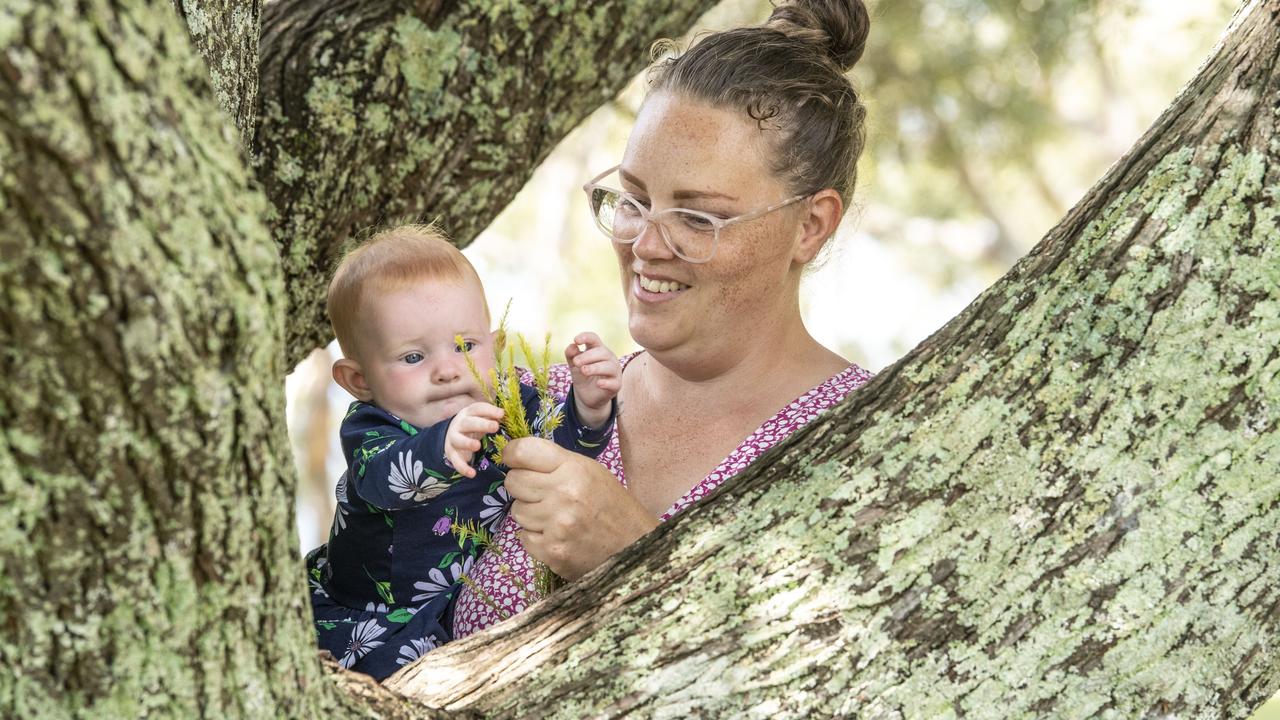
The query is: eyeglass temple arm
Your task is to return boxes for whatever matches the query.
[719,193,810,228]
[583,164,622,192]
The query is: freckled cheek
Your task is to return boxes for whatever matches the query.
[707,231,780,285]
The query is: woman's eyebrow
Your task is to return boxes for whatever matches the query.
[620,168,738,202]
[674,188,738,202]
[619,168,647,190]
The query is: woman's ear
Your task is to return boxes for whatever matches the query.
[792,189,843,265]
[332,358,374,402]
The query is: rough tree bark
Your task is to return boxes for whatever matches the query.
[1,1,1277,720]
[253,0,718,363]
[0,3,315,716]
[170,0,262,145]
[0,0,711,717]
[389,2,1280,717]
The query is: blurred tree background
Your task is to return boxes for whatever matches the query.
[286,1,1275,714]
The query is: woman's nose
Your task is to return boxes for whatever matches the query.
[631,219,675,260]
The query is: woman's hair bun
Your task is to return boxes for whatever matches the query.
[767,0,870,71]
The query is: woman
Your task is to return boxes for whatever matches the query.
[453,0,875,635]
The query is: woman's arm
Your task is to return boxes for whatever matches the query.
[503,436,659,580]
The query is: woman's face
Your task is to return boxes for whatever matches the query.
[615,92,809,369]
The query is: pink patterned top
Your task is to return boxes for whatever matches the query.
[451,353,873,637]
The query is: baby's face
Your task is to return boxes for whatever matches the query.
[353,279,495,428]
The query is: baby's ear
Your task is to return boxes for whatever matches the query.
[332,358,373,402]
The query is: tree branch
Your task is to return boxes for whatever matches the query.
[387,2,1280,716]
[169,0,262,146]
[254,0,721,365]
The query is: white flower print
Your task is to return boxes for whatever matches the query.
[479,487,510,530]
[331,503,349,536]
[387,449,447,502]
[395,635,440,666]
[410,555,475,603]
[339,619,386,669]
[364,602,389,613]
[335,471,350,504]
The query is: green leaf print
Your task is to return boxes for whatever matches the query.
[437,551,460,569]
[375,580,394,604]
[487,479,503,494]
[386,608,414,624]
[318,622,337,630]
[364,503,394,528]
[398,420,418,436]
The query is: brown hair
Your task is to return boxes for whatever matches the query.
[327,224,487,358]
[648,0,870,206]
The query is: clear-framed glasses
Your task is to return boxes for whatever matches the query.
[582,165,809,263]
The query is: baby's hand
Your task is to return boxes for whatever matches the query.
[565,332,620,429]
[445,402,504,478]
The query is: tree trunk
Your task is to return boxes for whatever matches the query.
[386,2,1280,717]
[0,0,710,717]
[3,0,1278,719]
[253,0,720,363]
[0,2,320,716]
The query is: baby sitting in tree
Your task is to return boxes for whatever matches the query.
[305,224,619,680]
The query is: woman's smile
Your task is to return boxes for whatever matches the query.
[633,272,691,302]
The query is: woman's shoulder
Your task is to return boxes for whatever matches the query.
[815,362,874,403]
[775,362,874,424]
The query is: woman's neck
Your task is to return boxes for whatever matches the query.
[636,316,844,404]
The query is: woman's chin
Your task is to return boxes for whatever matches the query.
[628,315,686,354]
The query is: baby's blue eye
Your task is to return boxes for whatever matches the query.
[404,353,424,365]
[455,340,476,353]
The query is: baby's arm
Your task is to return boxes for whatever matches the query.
[340,403,493,510]
[564,332,621,430]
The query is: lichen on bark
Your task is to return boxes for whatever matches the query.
[388,3,1280,717]
[253,0,721,364]
[0,1,322,716]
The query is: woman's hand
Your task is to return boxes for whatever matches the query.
[503,436,659,580]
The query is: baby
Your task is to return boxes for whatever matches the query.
[305,224,619,680]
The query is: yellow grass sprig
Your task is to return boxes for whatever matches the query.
[455,313,570,598]
[457,334,496,404]
[497,346,532,439]
[458,573,509,620]
[493,299,511,356]
[450,518,493,551]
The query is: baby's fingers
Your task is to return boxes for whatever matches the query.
[593,375,622,394]
[445,442,477,478]
[571,346,616,370]
[564,341,583,364]
[573,331,604,350]
[461,402,505,422]
[457,414,501,438]
[577,358,620,379]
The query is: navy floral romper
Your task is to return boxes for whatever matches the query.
[305,383,612,680]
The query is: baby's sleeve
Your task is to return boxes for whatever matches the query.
[528,386,615,460]
[338,403,459,511]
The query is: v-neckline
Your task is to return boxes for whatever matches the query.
[608,350,860,520]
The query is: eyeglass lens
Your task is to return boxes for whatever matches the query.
[589,188,716,262]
